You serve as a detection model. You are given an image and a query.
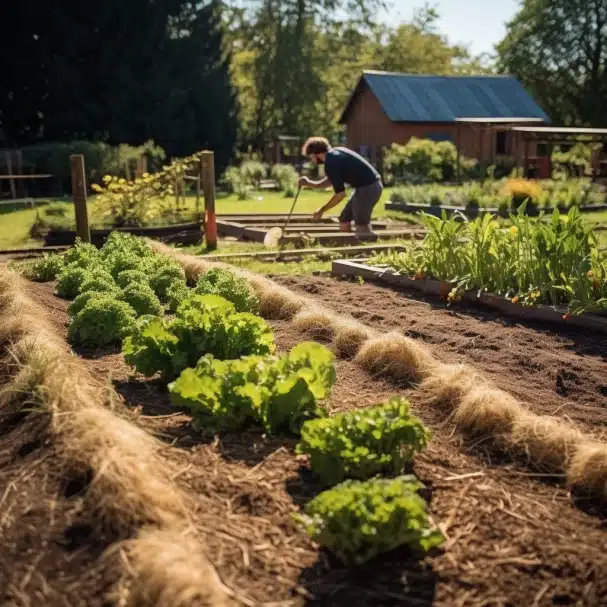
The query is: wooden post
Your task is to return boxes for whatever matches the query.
[195,172,201,218]
[135,156,147,179]
[71,155,91,243]
[200,151,217,251]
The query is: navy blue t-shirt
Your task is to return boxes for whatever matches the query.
[324,147,380,194]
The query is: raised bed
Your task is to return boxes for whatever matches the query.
[385,200,607,219]
[332,259,607,334]
[43,221,203,247]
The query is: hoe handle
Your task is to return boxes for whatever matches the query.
[282,185,302,233]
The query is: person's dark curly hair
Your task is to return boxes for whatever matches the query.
[302,136,331,156]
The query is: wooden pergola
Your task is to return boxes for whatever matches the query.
[509,126,607,179]
[454,117,546,181]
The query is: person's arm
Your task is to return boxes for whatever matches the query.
[299,175,331,190]
[313,191,346,220]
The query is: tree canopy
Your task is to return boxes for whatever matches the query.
[497,0,607,126]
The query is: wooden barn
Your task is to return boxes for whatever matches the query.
[339,71,550,172]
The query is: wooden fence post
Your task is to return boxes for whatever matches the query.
[200,151,217,251]
[71,155,91,243]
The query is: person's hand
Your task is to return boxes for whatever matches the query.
[298,176,309,188]
[312,208,323,222]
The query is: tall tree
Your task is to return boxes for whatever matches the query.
[0,0,238,172]
[497,0,607,126]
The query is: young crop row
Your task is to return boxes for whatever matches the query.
[371,205,607,315]
[29,236,443,564]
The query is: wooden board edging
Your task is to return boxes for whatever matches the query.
[331,259,607,334]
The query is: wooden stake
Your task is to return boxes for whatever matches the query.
[200,151,217,251]
[70,155,91,243]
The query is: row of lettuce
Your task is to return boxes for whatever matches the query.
[371,206,607,316]
[29,235,443,564]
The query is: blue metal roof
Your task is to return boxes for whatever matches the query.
[339,71,550,124]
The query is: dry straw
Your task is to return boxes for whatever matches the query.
[150,242,607,502]
[355,332,438,381]
[0,266,229,605]
[112,529,230,607]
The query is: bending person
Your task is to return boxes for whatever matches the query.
[298,137,383,233]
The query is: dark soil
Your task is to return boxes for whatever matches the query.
[11,278,607,607]
[0,371,121,607]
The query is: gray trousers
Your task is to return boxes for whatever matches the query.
[338,180,383,225]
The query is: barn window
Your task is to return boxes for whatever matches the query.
[496,131,508,155]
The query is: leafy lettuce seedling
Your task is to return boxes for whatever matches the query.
[169,342,335,433]
[30,253,65,282]
[122,293,275,380]
[56,266,90,299]
[62,239,101,270]
[297,397,430,485]
[195,268,260,313]
[120,283,164,316]
[293,476,443,565]
[68,295,136,346]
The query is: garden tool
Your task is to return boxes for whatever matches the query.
[263,184,302,248]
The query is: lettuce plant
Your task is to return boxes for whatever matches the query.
[68,295,136,346]
[122,294,275,380]
[195,268,259,313]
[62,239,101,270]
[165,279,190,313]
[120,283,164,316]
[122,316,187,380]
[79,273,120,296]
[116,269,150,289]
[297,398,430,485]
[30,253,65,282]
[293,476,443,564]
[169,342,335,433]
[56,266,90,299]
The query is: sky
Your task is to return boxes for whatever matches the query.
[380,0,521,56]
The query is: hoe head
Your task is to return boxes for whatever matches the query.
[263,226,284,248]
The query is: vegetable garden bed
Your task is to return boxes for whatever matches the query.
[3,237,607,606]
[331,259,607,334]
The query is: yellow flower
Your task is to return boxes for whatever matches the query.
[119,178,126,185]
[509,226,518,235]
[102,175,112,183]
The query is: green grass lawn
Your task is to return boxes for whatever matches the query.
[1,188,606,251]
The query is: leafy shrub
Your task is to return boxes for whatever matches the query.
[166,279,190,313]
[116,269,150,289]
[385,138,476,183]
[293,476,443,564]
[271,164,298,196]
[240,160,267,187]
[122,294,275,380]
[169,342,335,433]
[68,296,136,346]
[296,398,430,486]
[30,253,65,282]
[120,283,164,316]
[502,178,541,210]
[62,240,101,270]
[56,266,90,299]
[194,268,259,313]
